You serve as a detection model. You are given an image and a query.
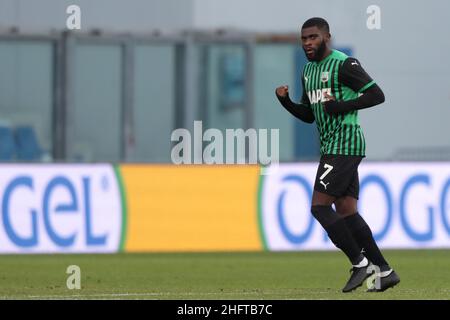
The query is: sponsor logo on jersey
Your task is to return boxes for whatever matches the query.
[321,72,329,82]
[307,88,332,104]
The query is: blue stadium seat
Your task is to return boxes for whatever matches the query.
[0,126,16,161]
[14,126,43,161]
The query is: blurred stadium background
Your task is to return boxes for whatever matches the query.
[0,0,449,299]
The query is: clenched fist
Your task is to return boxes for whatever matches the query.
[276,85,289,97]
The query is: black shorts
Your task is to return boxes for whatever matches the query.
[313,154,363,199]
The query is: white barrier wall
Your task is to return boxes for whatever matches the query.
[0,164,123,253]
[260,163,450,250]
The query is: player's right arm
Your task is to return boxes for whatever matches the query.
[275,83,315,124]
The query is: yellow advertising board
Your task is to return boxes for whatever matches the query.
[119,165,261,252]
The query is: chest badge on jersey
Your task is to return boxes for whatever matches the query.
[321,72,329,83]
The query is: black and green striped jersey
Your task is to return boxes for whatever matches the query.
[300,49,376,156]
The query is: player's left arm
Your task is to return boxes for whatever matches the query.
[323,57,385,115]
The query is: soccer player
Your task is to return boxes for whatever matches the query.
[275,17,400,292]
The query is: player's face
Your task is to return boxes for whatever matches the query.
[301,26,330,61]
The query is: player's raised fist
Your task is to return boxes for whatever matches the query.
[276,85,289,97]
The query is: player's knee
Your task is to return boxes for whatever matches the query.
[311,205,331,220]
[335,203,349,215]
[311,205,323,218]
[311,205,339,227]
[335,199,357,217]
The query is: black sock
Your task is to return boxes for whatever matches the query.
[311,205,363,265]
[345,212,390,271]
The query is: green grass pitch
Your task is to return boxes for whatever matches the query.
[0,250,449,299]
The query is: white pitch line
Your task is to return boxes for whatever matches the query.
[2,290,336,299]
[2,289,448,300]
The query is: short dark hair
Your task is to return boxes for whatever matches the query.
[302,17,330,33]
